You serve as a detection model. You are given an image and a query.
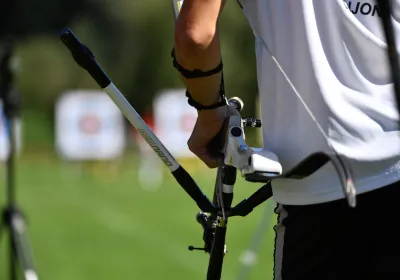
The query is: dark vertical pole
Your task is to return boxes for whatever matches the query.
[0,39,18,280]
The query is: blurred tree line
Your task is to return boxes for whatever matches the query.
[1,0,259,146]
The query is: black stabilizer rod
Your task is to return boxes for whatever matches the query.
[229,183,273,217]
[206,226,226,280]
[172,167,217,214]
[59,28,111,88]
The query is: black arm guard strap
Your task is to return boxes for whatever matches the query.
[171,48,223,79]
[171,48,227,110]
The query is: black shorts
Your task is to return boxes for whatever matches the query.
[273,181,400,280]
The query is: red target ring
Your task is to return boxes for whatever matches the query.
[179,114,196,132]
[78,114,101,135]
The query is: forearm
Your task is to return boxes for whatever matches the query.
[173,0,226,106]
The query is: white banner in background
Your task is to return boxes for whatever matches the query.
[0,101,22,161]
[153,89,197,159]
[55,90,126,161]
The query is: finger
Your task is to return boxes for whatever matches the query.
[206,122,228,155]
[197,149,218,168]
[189,142,219,168]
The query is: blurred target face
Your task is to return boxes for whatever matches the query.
[180,113,196,132]
[78,114,101,135]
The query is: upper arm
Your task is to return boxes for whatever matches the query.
[177,0,227,23]
[175,0,227,45]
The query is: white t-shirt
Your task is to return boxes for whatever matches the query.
[238,0,400,205]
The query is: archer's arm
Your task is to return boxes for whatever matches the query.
[173,0,227,106]
[173,0,238,168]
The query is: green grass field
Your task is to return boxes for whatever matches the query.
[0,151,277,280]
